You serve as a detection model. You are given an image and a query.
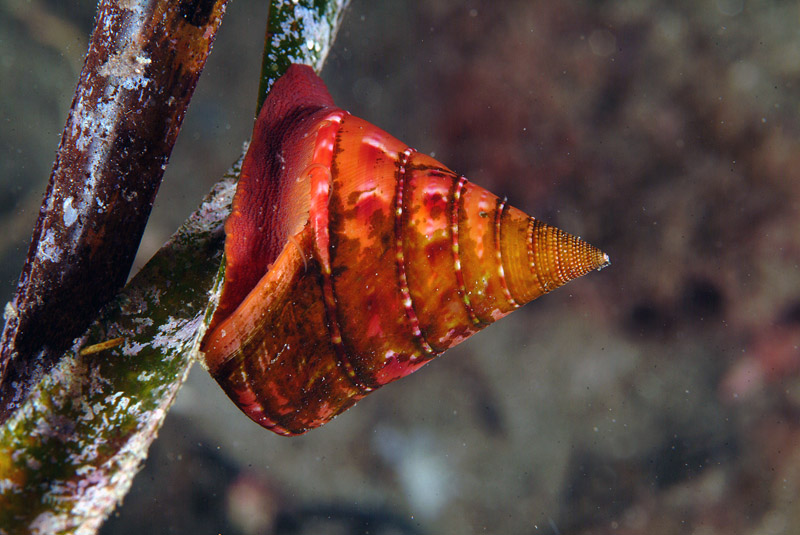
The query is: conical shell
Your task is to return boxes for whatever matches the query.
[200,65,609,435]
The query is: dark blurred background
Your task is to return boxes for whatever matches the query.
[2,1,800,534]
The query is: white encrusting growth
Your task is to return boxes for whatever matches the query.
[51,5,154,270]
[267,1,349,77]
[3,301,17,322]
[39,229,63,263]
[62,196,78,227]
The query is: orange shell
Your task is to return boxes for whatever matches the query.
[200,65,609,435]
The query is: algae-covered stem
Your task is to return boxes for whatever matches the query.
[0,1,350,533]
[0,173,236,535]
[257,0,350,113]
[0,0,229,421]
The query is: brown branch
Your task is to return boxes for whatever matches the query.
[0,0,229,421]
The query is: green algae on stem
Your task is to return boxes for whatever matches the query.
[0,169,237,535]
[257,0,351,114]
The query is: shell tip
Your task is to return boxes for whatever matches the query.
[597,252,611,271]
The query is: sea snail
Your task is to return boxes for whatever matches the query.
[200,64,610,436]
